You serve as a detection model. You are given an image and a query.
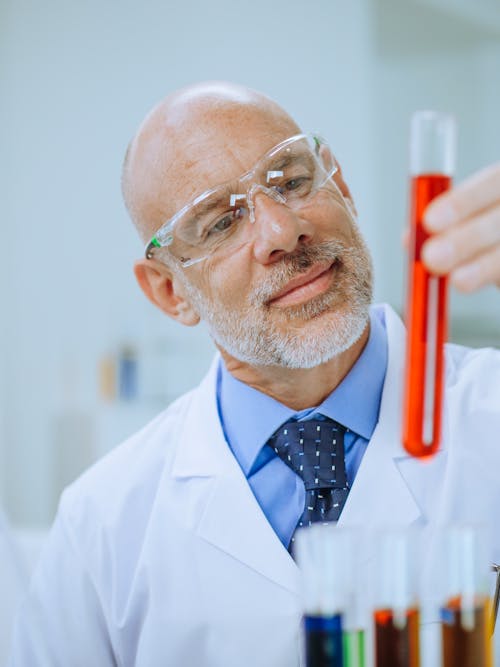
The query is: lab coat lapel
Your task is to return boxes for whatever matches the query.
[338,305,425,532]
[172,360,299,595]
[170,305,449,589]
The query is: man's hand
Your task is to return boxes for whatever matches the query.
[422,163,500,292]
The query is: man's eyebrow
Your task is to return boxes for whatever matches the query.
[181,183,241,230]
[268,151,313,172]
[178,150,315,229]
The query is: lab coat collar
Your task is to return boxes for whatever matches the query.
[339,304,449,533]
[172,358,300,594]
[171,303,449,590]
[217,305,388,478]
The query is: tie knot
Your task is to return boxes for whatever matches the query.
[268,418,347,491]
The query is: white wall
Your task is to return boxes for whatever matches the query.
[0,0,377,525]
[1,0,499,526]
[372,0,500,330]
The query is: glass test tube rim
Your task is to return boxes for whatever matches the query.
[295,524,349,616]
[404,109,456,454]
[445,523,491,626]
[409,109,457,177]
[376,527,419,628]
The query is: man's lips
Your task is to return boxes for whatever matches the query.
[267,261,336,307]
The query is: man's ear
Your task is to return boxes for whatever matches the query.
[134,258,200,326]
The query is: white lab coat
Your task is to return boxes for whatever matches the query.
[8,304,500,667]
[0,509,28,666]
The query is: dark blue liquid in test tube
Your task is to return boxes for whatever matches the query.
[304,614,344,667]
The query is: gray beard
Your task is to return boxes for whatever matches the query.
[180,231,374,369]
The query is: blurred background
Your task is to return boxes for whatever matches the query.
[1,0,499,535]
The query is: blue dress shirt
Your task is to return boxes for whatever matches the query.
[217,305,388,549]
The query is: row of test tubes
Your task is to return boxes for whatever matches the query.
[294,524,495,667]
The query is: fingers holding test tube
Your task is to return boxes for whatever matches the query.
[422,162,500,292]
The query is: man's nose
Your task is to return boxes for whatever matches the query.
[250,191,314,265]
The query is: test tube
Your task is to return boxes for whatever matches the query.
[373,528,420,667]
[341,529,366,667]
[294,525,346,667]
[491,564,500,634]
[402,111,456,458]
[440,525,494,667]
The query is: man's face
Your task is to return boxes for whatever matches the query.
[161,105,373,368]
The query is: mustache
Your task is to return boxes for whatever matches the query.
[249,240,347,305]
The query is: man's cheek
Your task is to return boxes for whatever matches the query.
[216,276,247,304]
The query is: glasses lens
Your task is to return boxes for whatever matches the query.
[166,185,248,265]
[259,135,333,201]
[155,134,336,266]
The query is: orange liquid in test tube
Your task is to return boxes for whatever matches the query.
[440,526,494,667]
[402,112,456,458]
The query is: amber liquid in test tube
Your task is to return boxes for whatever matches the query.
[374,608,420,667]
[440,525,494,667]
[442,599,492,667]
[403,111,456,458]
[374,529,420,667]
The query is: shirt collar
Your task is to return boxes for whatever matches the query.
[316,306,387,440]
[217,305,388,476]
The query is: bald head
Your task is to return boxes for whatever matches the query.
[122,81,301,243]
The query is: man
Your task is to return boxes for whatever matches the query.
[9,82,500,666]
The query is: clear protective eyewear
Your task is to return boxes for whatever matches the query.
[145,133,339,267]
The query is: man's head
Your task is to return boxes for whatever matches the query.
[123,81,373,369]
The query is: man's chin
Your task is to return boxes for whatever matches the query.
[209,303,368,369]
[278,309,370,368]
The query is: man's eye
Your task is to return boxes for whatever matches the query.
[209,207,245,234]
[284,176,309,191]
[270,175,311,194]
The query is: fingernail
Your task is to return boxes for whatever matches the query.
[422,239,454,268]
[425,201,456,231]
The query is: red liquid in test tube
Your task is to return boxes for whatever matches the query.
[402,112,456,458]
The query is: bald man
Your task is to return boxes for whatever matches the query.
[9,82,500,667]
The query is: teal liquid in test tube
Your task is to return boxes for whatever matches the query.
[340,528,366,667]
[342,629,365,667]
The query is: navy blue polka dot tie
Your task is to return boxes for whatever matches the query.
[269,418,350,531]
